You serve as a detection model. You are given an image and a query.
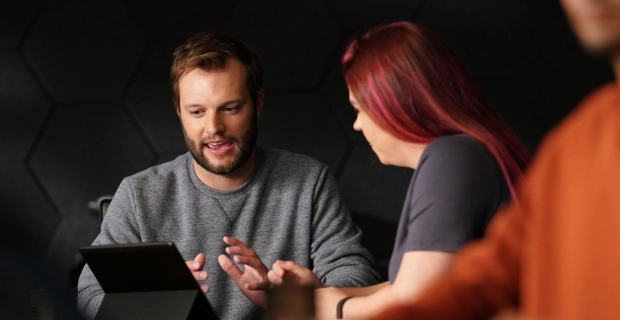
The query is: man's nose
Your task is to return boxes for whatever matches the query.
[204,113,225,135]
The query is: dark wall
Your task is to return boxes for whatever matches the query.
[0,0,614,318]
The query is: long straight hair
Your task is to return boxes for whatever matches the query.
[343,21,530,200]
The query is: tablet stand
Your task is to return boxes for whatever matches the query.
[95,289,212,320]
[80,242,218,320]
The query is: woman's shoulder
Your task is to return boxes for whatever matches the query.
[421,134,493,165]
[413,133,508,203]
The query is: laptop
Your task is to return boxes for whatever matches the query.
[80,242,219,320]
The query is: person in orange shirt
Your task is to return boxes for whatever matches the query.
[368,0,620,318]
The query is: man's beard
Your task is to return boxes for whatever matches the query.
[182,113,258,176]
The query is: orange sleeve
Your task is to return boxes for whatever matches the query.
[372,201,523,320]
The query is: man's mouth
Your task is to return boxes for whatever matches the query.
[205,141,234,151]
[204,140,234,156]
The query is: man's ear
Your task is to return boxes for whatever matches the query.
[176,105,181,118]
[255,90,265,117]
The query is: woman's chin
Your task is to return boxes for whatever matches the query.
[374,154,390,165]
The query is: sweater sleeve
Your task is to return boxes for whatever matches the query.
[77,179,142,319]
[309,167,382,287]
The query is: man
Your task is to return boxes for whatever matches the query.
[77,32,380,320]
[354,0,620,319]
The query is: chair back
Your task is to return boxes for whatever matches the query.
[99,198,112,223]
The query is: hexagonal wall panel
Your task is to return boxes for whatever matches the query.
[21,0,145,102]
[258,92,351,175]
[224,0,341,90]
[320,61,360,142]
[521,0,565,20]
[0,161,58,257]
[0,52,52,161]
[0,1,41,52]
[479,80,549,152]
[338,143,413,224]
[29,103,153,218]
[124,0,239,42]
[126,44,186,155]
[417,0,537,81]
[43,215,101,287]
[323,0,423,33]
[517,18,614,128]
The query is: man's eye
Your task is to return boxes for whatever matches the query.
[223,107,239,113]
[190,110,203,115]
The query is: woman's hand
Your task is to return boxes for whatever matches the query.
[268,259,325,288]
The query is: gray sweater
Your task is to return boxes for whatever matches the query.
[78,147,380,320]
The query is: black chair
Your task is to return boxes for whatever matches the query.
[99,198,112,224]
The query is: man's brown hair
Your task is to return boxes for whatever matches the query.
[171,32,263,110]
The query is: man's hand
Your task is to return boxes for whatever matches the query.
[218,236,271,308]
[268,259,324,288]
[185,253,210,293]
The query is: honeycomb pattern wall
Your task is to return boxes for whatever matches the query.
[0,1,614,318]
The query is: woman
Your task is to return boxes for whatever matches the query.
[267,21,531,319]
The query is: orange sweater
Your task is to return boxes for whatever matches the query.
[375,83,620,320]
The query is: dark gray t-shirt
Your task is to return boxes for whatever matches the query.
[388,134,511,282]
[78,146,380,320]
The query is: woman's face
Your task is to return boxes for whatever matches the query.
[349,89,427,168]
[349,90,401,165]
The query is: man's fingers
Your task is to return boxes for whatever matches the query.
[224,237,265,269]
[225,245,244,255]
[192,270,209,281]
[234,255,266,270]
[218,254,244,282]
[186,253,206,270]
[195,253,206,265]
[223,236,246,248]
[200,284,210,293]
[245,281,270,291]
[226,245,256,256]
[186,260,195,269]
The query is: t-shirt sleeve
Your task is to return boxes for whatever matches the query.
[401,136,509,252]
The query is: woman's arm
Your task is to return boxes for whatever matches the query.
[329,251,454,319]
[268,260,387,295]
[269,252,454,319]
[336,281,390,297]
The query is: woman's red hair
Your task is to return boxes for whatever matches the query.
[343,21,530,200]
